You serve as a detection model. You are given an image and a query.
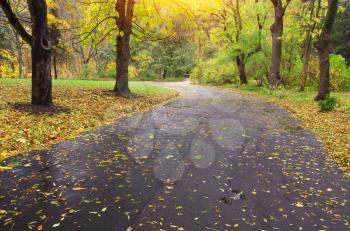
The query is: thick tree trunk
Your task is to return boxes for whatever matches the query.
[315,0,339,101]
[268,0,291,88]
[236,55,248,84]
[114,33,131,94]
[269,17,283,88]
[28,0,53,106]
[114,0,135,96]
[315,47,330,100]
[1,0,52,106]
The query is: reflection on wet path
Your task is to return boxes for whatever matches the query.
[1,81,350,231]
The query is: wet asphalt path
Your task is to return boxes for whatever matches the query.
[0,81,350,231]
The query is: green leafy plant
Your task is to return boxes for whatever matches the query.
[319,96,338,112]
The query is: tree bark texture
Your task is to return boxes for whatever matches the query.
[114,0,135,96]
[1,0,53,106]
[28,0,52,106]
[269,0,290,88]
[315,0,339,101]
[300,0,321,91]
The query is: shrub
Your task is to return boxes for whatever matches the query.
[330,54,350,91]
[191,53,237,85]
[79,64,90,79]
[245,51,270,85]
[318,96,338,112]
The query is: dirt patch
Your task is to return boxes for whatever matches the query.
[10,103,71,115]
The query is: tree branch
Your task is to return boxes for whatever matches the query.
[0,0,32,45]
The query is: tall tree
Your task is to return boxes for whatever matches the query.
[234,0,266,85]
[0,0,52,106]
[331,1,350,64]
[299,0,321,91]
[233,0,248,84]
[315,0,339,101]
[212,0,266,85]
[49,4,61,80]
[11,29,24,78]
[114,0,135,96]
[269,0,291,88]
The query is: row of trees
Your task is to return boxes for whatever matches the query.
[270,0,339,100]
[191,0,343,101]
[0,0,198,105]
[0,0,347,106]
[0,0,137,106]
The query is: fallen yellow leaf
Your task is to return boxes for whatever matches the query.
[72,187,87,191]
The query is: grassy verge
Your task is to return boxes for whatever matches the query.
[0,79,178,162]
[223,82,350,176]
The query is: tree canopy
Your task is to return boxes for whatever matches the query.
[0,0,348,102]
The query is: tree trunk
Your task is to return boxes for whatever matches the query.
[114,0,135,96]
[53,49,58,79]
[28,0,53,106]
[269,16,283,88]
[299,40,311,92]
[236,55,248,84]
[315,0,339,101]
[1,0,52,106]
[114,33,131,94]
[315,47,330,100]
[14,32,24,78]
[162,68,167,79]
[268,0,291,88]
[232,0,248,85]
[300,0,320,91]
[49,6,60,80]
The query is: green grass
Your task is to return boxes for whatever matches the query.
[223,82,350,112]
[0,78,175,95]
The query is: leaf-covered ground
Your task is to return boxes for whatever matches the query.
[224,83,350,176]
[1,81,349,230]
[0,79,178,162]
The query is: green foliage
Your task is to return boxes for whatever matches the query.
[191,50,237,85]
[79,64,90,79]
[245,51,270,85]
[330,54,350,91]
[96,44,116,78]
[132,39,196,81]
[331,1,350,64]
[281,22,304,85]
[319,96,338,112]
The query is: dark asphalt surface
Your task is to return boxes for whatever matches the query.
[1,81,349,231]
